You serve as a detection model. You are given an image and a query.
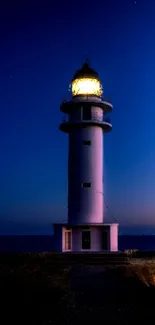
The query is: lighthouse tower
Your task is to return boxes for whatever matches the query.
[53,62,118,252]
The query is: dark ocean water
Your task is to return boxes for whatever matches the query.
[0,235,155,252]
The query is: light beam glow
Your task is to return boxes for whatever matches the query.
[71,78,103,97]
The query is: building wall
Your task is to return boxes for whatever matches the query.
[91,106,103,122]
[91,226,110,251]
[69,226,111,252]
[54,225,118,252]
[72,228,80,251]
[68,125,104,225]
[69,105,103,123]
[110,224,118,251]
[91,227,101,251]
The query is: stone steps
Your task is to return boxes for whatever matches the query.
[45,252,130,265]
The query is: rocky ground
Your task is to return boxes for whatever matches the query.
[0,253,155,324]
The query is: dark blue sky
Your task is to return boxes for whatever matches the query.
[0,0,155,234]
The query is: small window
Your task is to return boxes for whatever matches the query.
[83,140,91,145]
[82,182,91,188]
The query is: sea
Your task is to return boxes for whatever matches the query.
[0,235,155,252]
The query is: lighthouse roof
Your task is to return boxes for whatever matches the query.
[72,61,100,81]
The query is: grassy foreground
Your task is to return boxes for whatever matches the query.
[0,253,155,324]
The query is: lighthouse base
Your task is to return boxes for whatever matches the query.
[53,223,118,252]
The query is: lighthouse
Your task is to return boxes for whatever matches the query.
[53,62,118,252]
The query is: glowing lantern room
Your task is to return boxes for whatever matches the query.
[71,62,103,98]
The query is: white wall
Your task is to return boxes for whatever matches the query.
[62,225,118,252]
[91,227,102,251]
[72,227,101,251]
[72,228,81,251]
[68,126,104,225]
[91,106,103,122]
[110,224,118,251]
[68,226,111,252]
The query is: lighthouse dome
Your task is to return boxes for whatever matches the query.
[72,62,100,81]
[71,61,103,98]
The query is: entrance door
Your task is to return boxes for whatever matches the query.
[82,231,91,249]
[64,231,72,251]
[102,231,108,250]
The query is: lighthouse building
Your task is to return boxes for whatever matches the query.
[53,62,118,252]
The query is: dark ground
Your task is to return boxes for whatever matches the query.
[0,253,155,324]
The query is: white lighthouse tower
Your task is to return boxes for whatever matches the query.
[53,62,118,252]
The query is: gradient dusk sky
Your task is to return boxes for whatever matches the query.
[0,0,155,234]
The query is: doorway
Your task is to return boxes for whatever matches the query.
[82,105,92,120]
[101,231,108,250]
[64,231,72,251]
[82,230,91,249]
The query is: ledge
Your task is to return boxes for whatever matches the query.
[60,100,113,114]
